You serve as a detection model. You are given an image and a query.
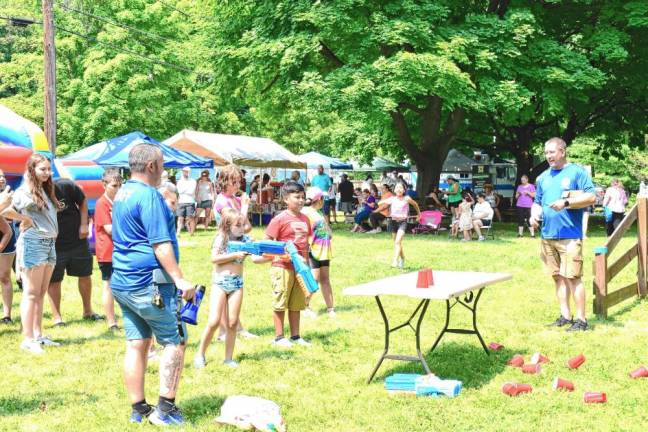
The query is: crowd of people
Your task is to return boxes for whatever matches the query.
[0,137,640,426]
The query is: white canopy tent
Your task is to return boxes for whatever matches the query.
[164,129,306,169]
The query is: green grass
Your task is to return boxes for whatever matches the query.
[1,219,647,431]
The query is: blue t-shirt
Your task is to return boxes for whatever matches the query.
[110,179,179,291]
[534,163,595,240]
[311,174,332,197]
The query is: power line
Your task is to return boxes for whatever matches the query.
[1,15,210,79]
[57,3,177,44]
[157,0,190,17]
[55,24,200,75]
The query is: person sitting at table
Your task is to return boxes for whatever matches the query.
[367,184,393,234]
[472,193,494,241]
[351,189,376,233]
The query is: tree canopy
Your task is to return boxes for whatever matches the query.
[1,0,646,192]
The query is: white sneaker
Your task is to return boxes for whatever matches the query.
[238,329,258,339]
[37,336,60,347]
[216,334,226,342]
[303,308,318,319]
[21,339,45,355]
[478,236,485,241]
[193,355,206,369]
[223,359,239,369]
[271,338,293,348]
[327,309,337,318]
[398,258,405,269]
[292,337,311,347]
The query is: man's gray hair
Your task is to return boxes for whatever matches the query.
[544,137,567,151]
[129,143,162,173]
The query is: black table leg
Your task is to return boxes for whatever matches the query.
[367,296,431,384]
[429,287,489,355]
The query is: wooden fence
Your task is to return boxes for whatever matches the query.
[593,197,648,318]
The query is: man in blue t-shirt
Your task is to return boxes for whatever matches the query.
[530,137,595,332]
[110,143,196,426]
[310,164,332,222]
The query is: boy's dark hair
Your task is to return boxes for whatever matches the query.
[477,193,486,199]
[281,180,304,197]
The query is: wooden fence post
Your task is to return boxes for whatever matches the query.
[637,198,647,297]
[593,247,608,319]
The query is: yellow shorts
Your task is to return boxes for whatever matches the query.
[271,267,307,312]
[540,239,583,279]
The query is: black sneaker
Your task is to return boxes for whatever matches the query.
[0,316,12,324]
[547,316,573,327]
[567,319,589,332]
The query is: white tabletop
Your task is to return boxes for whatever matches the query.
[343,270,512,300]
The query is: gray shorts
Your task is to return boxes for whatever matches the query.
[176,203,196,218]
[338,201,354,213]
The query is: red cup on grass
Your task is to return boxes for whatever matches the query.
[567,354,586,369]
[630,366,648,379]
[552,377,575,392]
[583,392,606,403]
[522,363,541,374]
[531,352,550,364]
[508,354,525,367]
[502,382,532,397]
[488,342,504,351]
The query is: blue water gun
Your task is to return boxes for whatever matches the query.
[227,239,287,257]
[414,375,462,398]
[285,241,319,295]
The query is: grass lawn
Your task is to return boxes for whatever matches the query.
[1,218,646,431]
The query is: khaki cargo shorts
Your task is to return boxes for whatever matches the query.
[540,239,583,279]
[271,266,306,312]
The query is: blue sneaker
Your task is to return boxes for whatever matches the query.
[148,405,185,426]
[130,405,154,423]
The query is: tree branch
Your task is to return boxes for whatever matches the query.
[390,109,423,161]
[319,41,344,67]
[421,96,442,151]
[261,73,280,94]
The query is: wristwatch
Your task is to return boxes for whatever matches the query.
[564,200,570,208]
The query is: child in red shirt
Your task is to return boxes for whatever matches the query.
[265,181,312,348]
[93,169,122,330]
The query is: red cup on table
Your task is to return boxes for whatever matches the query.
[630,365,648,379]
[502,382,532,397]
[426,268,434,285]
[531,352,550,364]
[552,377,575,392]
[508,354,525,367]
[583,392,606,403]
[522,363,541,374]
[488,342,504,351]
[567,354,586,369]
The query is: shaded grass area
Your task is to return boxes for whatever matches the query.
[0,220,646,431]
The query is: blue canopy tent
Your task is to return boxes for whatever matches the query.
[63,131,213,169]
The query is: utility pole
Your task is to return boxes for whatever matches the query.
[42,0,57,155]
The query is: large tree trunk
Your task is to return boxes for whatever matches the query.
[413,147,449,197]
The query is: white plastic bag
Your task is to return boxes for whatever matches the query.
[215,395,286,432]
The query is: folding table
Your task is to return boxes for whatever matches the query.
[344,270,512,383]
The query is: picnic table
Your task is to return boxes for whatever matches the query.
[344,270,512,383]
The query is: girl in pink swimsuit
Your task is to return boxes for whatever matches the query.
[375,183,420,269]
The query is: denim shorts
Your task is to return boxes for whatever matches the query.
[19,235,56,269]
[112,283,185,346]
[212,273,243,295]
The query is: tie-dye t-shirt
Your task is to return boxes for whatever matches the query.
[301,206,332,261]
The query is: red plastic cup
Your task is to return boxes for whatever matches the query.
[583,392,607,403]
[531,352,550,364]
[507,354,525,367]
[416,270,429,288]
[630,366,648,379]
[502,382,532,396]
[552,377,575,392]
[567,354,586,369]
[426,268,434,286]
[488,342,504,351]
[522,363,541,374]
